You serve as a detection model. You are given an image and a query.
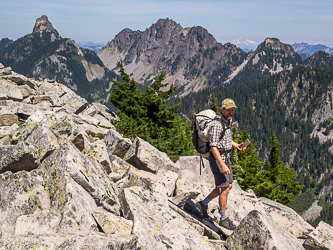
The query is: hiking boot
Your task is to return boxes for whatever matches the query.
[219,217,236,230]
[196,201,209,219]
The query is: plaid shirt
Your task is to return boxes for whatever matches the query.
[209,113,233,163]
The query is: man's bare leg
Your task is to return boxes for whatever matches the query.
[218,184,232,211]
[197,184,233,220]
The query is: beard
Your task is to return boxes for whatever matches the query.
[221,111,234,120]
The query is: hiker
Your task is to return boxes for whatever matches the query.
[196,98,246,230]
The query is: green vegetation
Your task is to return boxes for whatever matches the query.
[255,133,303,204]
[287,189,316,214]
[310,203,333,227]
[318,198,327,207]
[110,60,194,156]
[169,65,333,220]
[233,130,303,204]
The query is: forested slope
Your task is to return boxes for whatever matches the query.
[171,65,333,202]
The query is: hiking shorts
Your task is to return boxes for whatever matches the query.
[209,149,233,189]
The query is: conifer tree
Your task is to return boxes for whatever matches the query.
[232,130,303,204]
[232,127,263,191]
[231,125,246,183]
[255,133,304,204]
[197,102,202,113]
[109,60,146,119]
[110,60,193,157]
[210,95,220,114]
[142,71,180,127]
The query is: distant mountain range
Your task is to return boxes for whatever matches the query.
[225,38,333,58]
[1,15,333,100]
[76,41,107,53]
[1,16,333,100]
[292,42,333,59]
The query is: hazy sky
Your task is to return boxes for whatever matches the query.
[1,0,333,47]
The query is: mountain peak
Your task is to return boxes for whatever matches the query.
[258,37,294,54]
[154,18,181,28]
[33,15,60,37]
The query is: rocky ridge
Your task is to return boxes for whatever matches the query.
[98,18,247,96]
[0,16,118,105]
[98,19,305,96]
[0,38,14,52]
[1,16,326,103]
[1,63,333,249]
[228,37,303,85]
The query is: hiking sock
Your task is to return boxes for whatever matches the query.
[220,210,227,220]
[202,196,211,207]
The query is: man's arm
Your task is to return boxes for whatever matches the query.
[211,146,230,175]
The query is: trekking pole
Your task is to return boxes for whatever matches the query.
[200,155,205,175]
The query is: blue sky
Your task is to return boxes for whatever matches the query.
[1,0,333,47]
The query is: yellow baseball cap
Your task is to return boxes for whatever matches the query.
[221,98,237,109]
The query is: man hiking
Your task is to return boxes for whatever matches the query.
[196,98,246,230]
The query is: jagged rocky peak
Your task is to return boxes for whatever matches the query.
[257,37,296,55]
[143,18,217,49]
[33,15,60,37]
[186,25,217,48]
[104,18,182,52]
[98,17,246,94]
[105,28,142,52]
[148,18,183,39]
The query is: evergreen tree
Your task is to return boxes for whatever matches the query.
[232,127,263,191]
[210,95,220,114]
[231,125,246,183]
[110,60,193,157]
[232,129,303,204]
[255,133,304,204]
[197,102,202,113]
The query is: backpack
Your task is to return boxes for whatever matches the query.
[192,109,230,174]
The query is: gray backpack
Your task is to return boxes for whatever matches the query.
[192,110,231,173]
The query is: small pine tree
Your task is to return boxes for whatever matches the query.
[210,95,220,114]
[231,124,245,183]
[232,127,263,191]
[255,133,304,204]
[197,102,202,113]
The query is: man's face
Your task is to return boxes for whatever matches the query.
[221,107,235,120]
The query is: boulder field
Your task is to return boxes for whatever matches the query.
[1,63,332,249]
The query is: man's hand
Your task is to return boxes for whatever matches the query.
[222,164,230,175]
[232,141,246,151]
[211,146,230,175]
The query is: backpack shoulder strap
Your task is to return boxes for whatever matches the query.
[212,116,231,142]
